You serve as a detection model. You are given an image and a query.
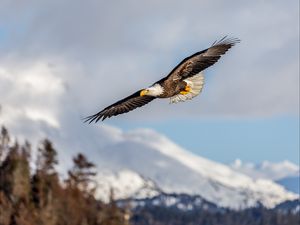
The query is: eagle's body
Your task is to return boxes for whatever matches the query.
[85,37,239,122]
[158,79,187,98]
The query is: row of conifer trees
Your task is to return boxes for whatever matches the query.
[0,126,129,225]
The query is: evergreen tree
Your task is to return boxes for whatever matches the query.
[67,153,97,196]
[31,139,62,225]
[0,127,130,225]
[0,126,10,164]
[0,141,31,204]
[36,139,58,175]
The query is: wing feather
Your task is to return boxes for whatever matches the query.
[167,37,240,81]
[84,90,155,123]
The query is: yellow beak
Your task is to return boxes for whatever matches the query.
[140,89,148,96]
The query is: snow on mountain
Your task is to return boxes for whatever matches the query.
[69,126,297,209]
[118,193,222,212]
[230,159,299,180]
[4,120,297,209]
[95,169,160,202]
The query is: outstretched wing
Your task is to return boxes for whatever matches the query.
[84,90,155,123]
[166,37,240,81]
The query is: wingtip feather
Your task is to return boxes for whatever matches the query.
[212,36,241,47]
[83,113,103,124]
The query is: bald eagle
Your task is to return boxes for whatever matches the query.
[85,37,239,122]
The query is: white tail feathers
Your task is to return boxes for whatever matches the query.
[170,72,205,104]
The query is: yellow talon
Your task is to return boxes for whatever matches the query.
[180,85,191,95]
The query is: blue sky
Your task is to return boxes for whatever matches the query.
[111,117,299,164]
[0,0,299,166]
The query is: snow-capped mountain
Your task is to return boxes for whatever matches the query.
[117,193,223,212]
[64,125,297,209]
[3,118,297,209]
[95,170,160,202]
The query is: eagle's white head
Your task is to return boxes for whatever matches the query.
[140,84,164,97]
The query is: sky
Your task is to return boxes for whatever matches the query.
[0,0,299,164]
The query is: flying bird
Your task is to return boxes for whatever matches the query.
[85,37,240,123]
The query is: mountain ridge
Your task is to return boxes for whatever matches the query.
[2,122,297,209]
[83,126,297,209]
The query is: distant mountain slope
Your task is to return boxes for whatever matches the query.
[6,121,297,209]
[95,170,161,202]
[124,194,300,225]
[76,126,297,209]
[275,199,300,214]
[118,193,223,212]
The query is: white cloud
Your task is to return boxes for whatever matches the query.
[0,58,67,128]
[1,0,298,122]
[230,159,300,180]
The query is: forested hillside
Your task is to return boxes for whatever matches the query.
[0,126,299,225]
[0,126,129,225]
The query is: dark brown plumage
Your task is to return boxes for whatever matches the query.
[85,36,240,122]
[165,37,240,81]
[84,90,155,123]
